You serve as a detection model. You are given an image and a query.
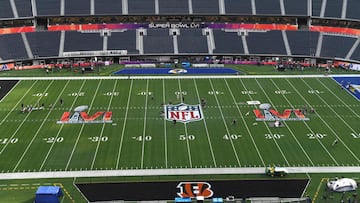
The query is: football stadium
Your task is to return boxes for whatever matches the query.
[0,0,360,202]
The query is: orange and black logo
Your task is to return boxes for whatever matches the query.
[176,182,213,198]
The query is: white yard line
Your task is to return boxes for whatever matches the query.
[208,79,241,167]
[177,79,192,167]
[162,79,168,168]
[12,80,55,172]
[286,79,340,165]
[91,80,118,169]
[253,79,290,166]
[301,78,360,163]
[193,79,217,167]
[39,80,71,171]
[116,79,133,169]
[140,79,149,169]
[65,80,103,170]
[269,79,315,166]
[225,79,265,166]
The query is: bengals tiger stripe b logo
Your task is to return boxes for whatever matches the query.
[177,182,214,198]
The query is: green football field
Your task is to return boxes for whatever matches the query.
[0,75,359,173]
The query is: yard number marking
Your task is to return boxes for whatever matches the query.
[308,89,323,94]
[265,134,284,139]
[307,133,327,139]
[274,90,290,95]
[103,92,119,96]
[208,91,224,95]
[0,138,18,144]
[132,136,152,142]
[68,92,85,97]
[179,134,195,141]
[43,137,64,143]
[88,136,108,142]
[138,91,152,96]
[32,93,48,97]
[241,90,257,95]
[223,134,242,140]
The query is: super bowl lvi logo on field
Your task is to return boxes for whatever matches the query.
[165,103,203,123]
[57,105,112,124]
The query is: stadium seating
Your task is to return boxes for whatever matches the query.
[212,30,244,54]
[64,0,91,15]
[312,0,322,16]
[158,0,189,14]
[286,31,319,56]
[224,0,252,15]
[246,31,287,55]
[254,0,281,15]
[350,44,360,61]
[64,31,103,52]
[177,29,208,54]
[320,35,357,59]
[26,31,61,58]
[35,0,61,16]
[0,0,14,19]
[107,30,139,54]
[324,0,342,18]
[283,0,307,16]
[128,0,155,14]
[0,33,28,60]
[14,0,33,18]
[143,29,173,54]
[346,0,360,20]
[94,0,122,15]
[192,0,219,14]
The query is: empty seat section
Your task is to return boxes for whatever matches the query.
[255,0,281,15]
[95,0,122,15]
[159,0,188,14]
[320,35,356,59]
[14,0,33,17]
[64,32,103,52]
[350,44,360,61]
[192,0,219,14]
[286,31,318,56]
[64,0,90,15]
[0,0,14,19]
[36,0,61,16]
[346,0,360,20]
[178,29,208,54]
[27,31,61,58]
[283,0,307,16]
[246,31,286,55]
[107,30,138,54]
[213,30,244,54]
[324,0,342,18]
[128,0,155,14]
[144,29,173,54]
[224,0,252,14]
[311,0,323,16]
[0,34,27,60]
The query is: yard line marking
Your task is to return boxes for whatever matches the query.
[193,79,217,167]
[301,78,360,163]
[270,79,315,166]
[226,79,265,166]
[116,79,134,169]
[178,79,192,168]
[12,80,55,172]
[208,79,241,167]
[91,79,118,169]
[286,79,340,165]
[140,79,150,169]
[39,80,73,171]
[0,81,37,128]
[162,79,168,168]
[318,78,360,119]
[65,80,103,170]
[253,79,290,166]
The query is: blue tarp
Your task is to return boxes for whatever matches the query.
[35,186,63,203]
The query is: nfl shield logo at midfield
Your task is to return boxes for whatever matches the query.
[165,103,203,123]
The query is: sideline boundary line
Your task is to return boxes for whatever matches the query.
[0,167,359,180]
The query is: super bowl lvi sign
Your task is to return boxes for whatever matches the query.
[57,105,112,124]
